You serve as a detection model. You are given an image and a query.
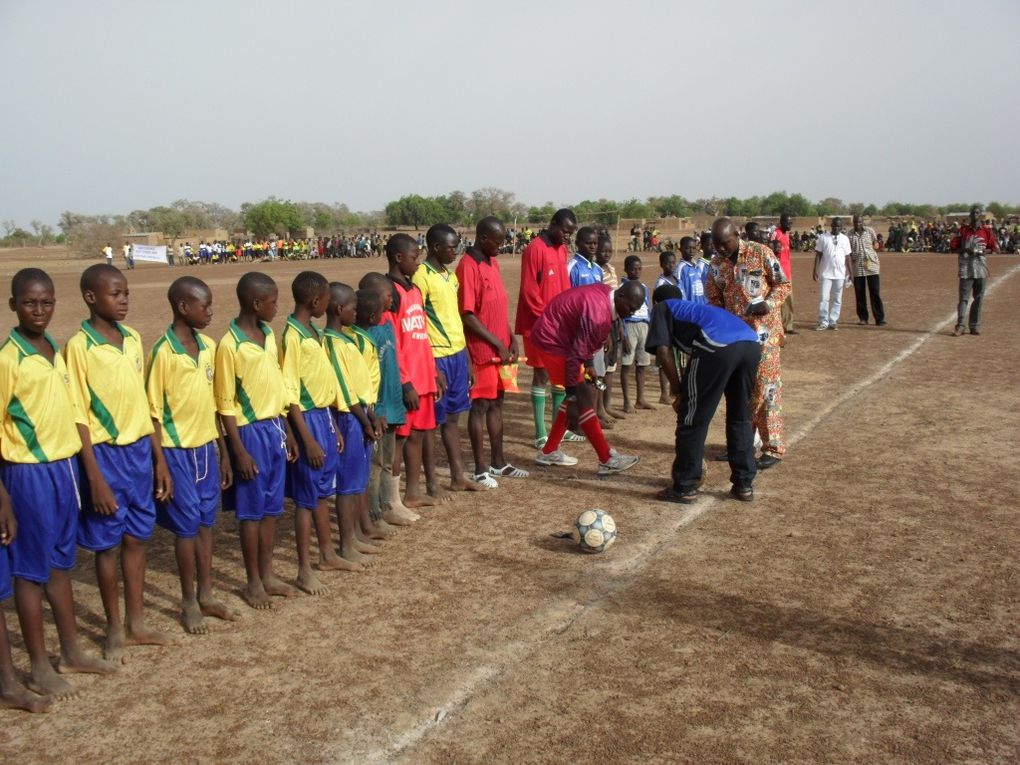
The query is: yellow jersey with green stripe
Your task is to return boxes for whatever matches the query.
[0,329,83,463]
[145,327,218,448]
[324,327,375,411]
[279,316,337,412]
[214,320,288,426]
[65,321,154,446]
[412,261,466,358]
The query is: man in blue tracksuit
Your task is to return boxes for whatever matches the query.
[646,287,762,503]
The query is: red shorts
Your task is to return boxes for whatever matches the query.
[471,363,507,400]
[396,393,436,436]
[537,351,584,389]
[522,332,543,368]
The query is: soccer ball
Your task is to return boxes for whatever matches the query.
[572,509,617,554]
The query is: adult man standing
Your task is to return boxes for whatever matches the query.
[515,208,578,448]
[708,218,790,470]
[952,205,997,336]
[772,213,797,334]
[531,282,645,475]
[813,217,852,331]
[848,215,886,325]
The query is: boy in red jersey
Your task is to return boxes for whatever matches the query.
[385,235,446,509]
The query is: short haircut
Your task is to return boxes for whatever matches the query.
[358,272,387,290]
[679,236,696,249]
[385,233,416,262]
[291,270,329,304]
[80,263,123,293]
[624,254,642,270]
[551,208,577,227]
[11,268,54,299]
[744,221,759,235]
[658,250,675,266]
[167,276,210,306]
[597,233,613,249]
[476,216,504,239]
[355,289,381,325]
[700,232,713,247]
[426,223,457,249]
[652,284,683,303]
[236,271,277,305]
[329,281,355,309]
[576,226,597,243]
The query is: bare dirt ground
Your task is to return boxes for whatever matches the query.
[0,247,1017,764]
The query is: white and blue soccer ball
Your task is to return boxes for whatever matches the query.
[572,509,617,554]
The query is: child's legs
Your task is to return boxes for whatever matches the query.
[257,517,280,581]
[312,498,337,562]
[620,364,633,408]
[636,364,649,402]
[294,507,314,575]
[239,519,262,587]
[13,578,50,671]
[173,535,198,601]
[195,526,214,599]
[468,399,490,472]
[441,413,467,480]
[403,429,425,499]
[95,546,123,631]
[487,393,507,468]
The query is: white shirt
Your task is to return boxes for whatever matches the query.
[815,232,852,280]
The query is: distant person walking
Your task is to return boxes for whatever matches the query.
[952,205,997,336]
[848,215,885,325]
[103,243,114,266]
[813,217,852,331]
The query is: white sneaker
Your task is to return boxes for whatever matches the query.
[535,450,579,466]
[598,452,639,475]
[815,323,828,331]
[534,436,549,449]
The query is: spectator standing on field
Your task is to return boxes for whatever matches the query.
[771,213,797,334]
[812,217,852,331]
[848,215,885,326]
[952,205,998,336]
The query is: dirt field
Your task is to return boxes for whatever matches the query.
[0,247,1018,764]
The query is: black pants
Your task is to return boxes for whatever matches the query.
[672,341,760,491]
[853,274,884,323]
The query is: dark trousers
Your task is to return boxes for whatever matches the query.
[957,278,985,330]
[672,341,760,491]
[853,274,884,323]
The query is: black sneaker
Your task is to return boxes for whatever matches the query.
[730,483,754,502]
[756,454,781,470]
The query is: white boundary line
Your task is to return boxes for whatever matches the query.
[364,263,1020,765]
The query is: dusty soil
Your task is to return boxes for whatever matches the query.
[0,247,1017,764]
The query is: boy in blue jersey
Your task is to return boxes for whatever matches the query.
[675,236,709,304]
[568,227,604,288]
[66,264,174,661]
[619,255,654,412]
[1,269,116,704]
[281,271,347,594]
[216,273,299,609]
[647,285,762,504]
[146,276,236,633]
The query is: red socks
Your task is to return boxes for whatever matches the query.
[542,405,611,463]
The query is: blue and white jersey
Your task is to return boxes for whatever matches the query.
[620,279,651,324]
[646,300,758,355]
[675,259,709,304]
[568,254,604,288]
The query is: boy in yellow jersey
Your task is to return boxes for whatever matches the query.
[146,276,236,634]
[413,223,480,496]
[0,269,116,704]
[280,271,348,593]
[216,272,298,610]
[66,264,173,662]
[323,283,384,569]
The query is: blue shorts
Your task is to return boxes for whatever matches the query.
[334,411,371,496]
[0,546,10,600]
[78,439,156,551]
[434,350,471,425]
[224,418,287,522]
[0,459,80,583]
[157,442,221,538]
[286,408,339,510]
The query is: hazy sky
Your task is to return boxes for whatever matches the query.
[2,0,1018,227]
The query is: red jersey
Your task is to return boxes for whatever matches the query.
[772,229,792,280]
[531,284,615,388]
[456,249,512,366]
[514,231,570,335]
[389,276,436,395]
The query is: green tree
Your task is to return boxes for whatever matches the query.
[384,194,448,229]
[527,202,557,224]
[241,198,304,238]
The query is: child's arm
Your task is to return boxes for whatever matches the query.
[0,481,15,547]
[288,407,324,468]
[76,425,119,515]
[148,422,173,502]
[215,340,259,479]
[216,434,233,490]
[349,402,375,441]
[219,415,258,480]
[280,332,323,466]
[282,417,298,463]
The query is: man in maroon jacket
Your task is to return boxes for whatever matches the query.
[952,205,998,336]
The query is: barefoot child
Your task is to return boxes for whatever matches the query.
[413,224,477,495]
[280,271,344,595]
[215,272,299,609]
[66,264,174,661]
[358,272,416,526]
[385,234,446,510]
[0,269,117,701]
[618,255,655,413]
[654,250,679,404]
[596,235,624,422]
[145,276,237,634]
[324,284,382,568]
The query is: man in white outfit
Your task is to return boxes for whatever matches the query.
[813,217,852,330]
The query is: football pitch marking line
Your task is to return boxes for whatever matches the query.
[368,263,1020,765]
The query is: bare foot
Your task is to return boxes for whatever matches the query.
[296,570,329,595]
[182,599,208,635]
[57,650,118,676]
[319,554,364,572]
[318,553,359,571]
[341,548,376,568]
[382,508,416,526]
[605,408,626,419]
[125,624,176,648]
[262,575,300,598]
[599,417,615,430]
[354,538,382,555]
[104,628,127,663]
[404,493,440,508]
[373,518,398,535]
[242,582,272,610]
[623,404,636,414]
[658,395,672,405]
[0,683,52,713]
[450,475,488,492]
[384,504,421,523]
[27,664,78,700]
[199,597,237,622]
[636,401,657,410]
[365,524,389,541]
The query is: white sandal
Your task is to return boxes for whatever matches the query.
[470,472,498,489]
[489,463,530,478]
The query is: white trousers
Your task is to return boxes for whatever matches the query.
[818,277,845,327]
